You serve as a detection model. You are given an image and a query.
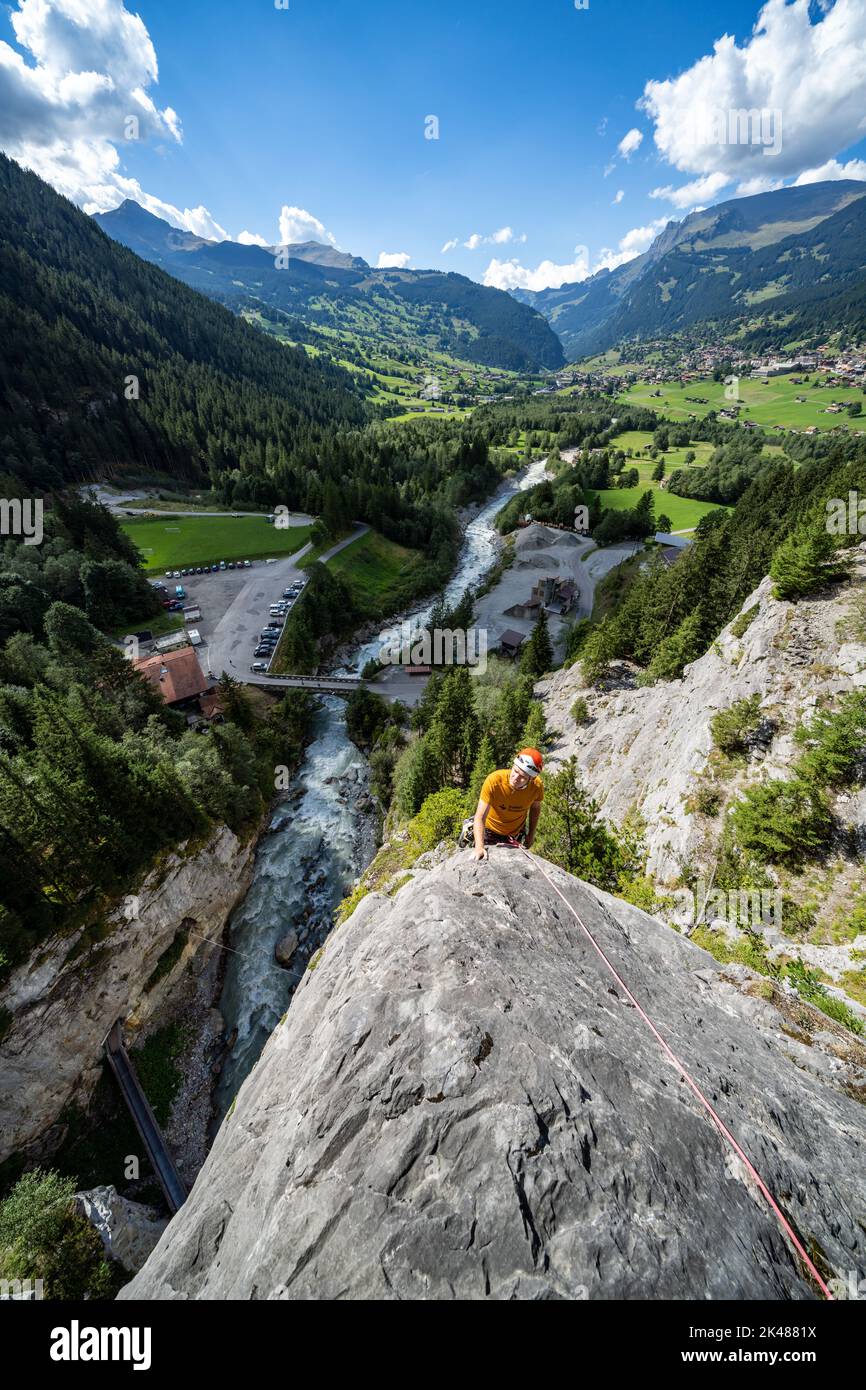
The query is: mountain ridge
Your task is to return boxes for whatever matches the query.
[94,201,565,372]
[516,181,866,357]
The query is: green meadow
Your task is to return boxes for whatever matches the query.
[121,514,313,572]
[617,375,866,433]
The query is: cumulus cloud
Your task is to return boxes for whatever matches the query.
[278,204,336,246]
[464,226,524,250]
[377,251,411,268]
[0,0,208,220]
[440,237,458,253]
[612,189,624,204]
[794,157,866,184]
[617,127,643,159]
[483,246,591,292]
[485,214,677,291]
[640,0,866,194]
[237,230,270,247]
[595,217,672,272]
[650,171,732,208]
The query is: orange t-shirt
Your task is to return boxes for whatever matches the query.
[480,769,544,836]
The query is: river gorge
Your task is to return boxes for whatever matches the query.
[213,457,550,1114]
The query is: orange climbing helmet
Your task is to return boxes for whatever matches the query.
[514,748,543,778]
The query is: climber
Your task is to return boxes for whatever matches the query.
[461,748,544,859]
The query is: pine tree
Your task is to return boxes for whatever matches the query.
[521,609,553,678]
[520,701,548,752]
[770,527,844,601]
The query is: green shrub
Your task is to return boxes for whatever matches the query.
[729,778,833,867]
[770,527,846,601]
[711,695,763,757]
[783,958,863,1035]
[407,787,467,856]
[730,603,759,639]
[0,1169,115,1300]
[794,692,866,788]
[570,697,590,725]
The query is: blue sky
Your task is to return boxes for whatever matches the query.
[2,0,866,289]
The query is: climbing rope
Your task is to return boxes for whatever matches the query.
[515,845,835,1301]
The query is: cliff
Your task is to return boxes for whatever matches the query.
[120,848,866,1300]
[539,549,866,886]
[538,549,866,1009]
[0,826,256,1169]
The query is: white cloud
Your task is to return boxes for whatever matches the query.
[595,217,671,272]
[794,157,866,185]
[377,251,411,268]
[483,246,591,292]
[617,127,643,159]
[237,229,270,247]
[464,226,524,250]
[0,0,214,222]
[603,162,615,178]
[640,0,866,186]
[734,174,785,196]
[278,204,336,246]
[486,215,677,292]
[440,237,458,253]
[650,171,731,208]
[612,189,624,204]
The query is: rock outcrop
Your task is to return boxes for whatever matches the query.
[120,849,866,1301]
[538,550,866,886]
[0,826,256,1165]
[75,1186,168,1274]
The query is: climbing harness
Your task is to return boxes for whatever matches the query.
[482,843,835,1300]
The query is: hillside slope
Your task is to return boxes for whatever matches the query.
[94,201,565,372]
[518,181,866,357]
[121,849,865,1300]
[538,544,866,1002]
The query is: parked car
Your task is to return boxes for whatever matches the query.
[196,566,203,575]
[251,662,267,672]
[244,560,252,568]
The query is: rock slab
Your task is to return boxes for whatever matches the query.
[120,851,866,1301]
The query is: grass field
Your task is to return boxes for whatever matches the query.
[318,529,426,619]
[597,431,731,530]
[617,375,866,433]
[593,483,727,531]
[121,515,313,572]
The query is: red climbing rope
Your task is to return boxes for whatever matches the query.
[517,846,835,1300]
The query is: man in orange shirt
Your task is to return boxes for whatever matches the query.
[469,748,544,859]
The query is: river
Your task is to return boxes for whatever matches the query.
[213,456,548,1118]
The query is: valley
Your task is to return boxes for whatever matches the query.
[1,152,865,1311]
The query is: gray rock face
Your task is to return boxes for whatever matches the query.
[120,850,866,1301]
[538,554,866,884]
[0,825,256,1163]
[75,1186,168,1274]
